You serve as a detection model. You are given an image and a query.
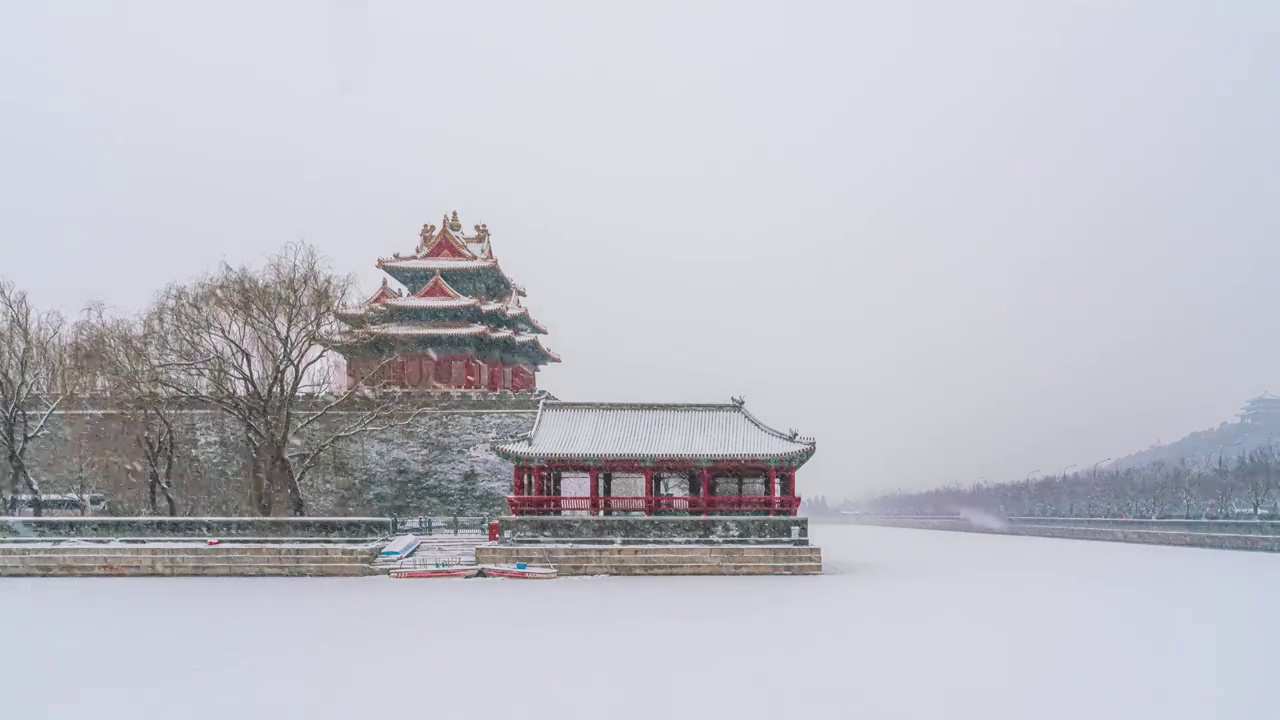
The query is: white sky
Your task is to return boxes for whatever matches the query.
[1,1,1278,499]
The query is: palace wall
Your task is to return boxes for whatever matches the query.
[9,394,540,517]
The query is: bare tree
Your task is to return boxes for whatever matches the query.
[147,242,419,516]
[1239,448,1276,519]
[72,304,182,515]
[1170,458,1197,519]
[0,280,68,516]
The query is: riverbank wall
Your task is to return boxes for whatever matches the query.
[834,516,1280,552]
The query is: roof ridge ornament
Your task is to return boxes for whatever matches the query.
[418,223,437,252]
[731,396,745,407]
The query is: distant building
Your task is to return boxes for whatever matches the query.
[331,212,559,391]
[1238,393,1280,425]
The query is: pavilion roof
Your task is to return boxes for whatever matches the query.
[493,400,815,462]
[329,322,561,362]
[385,271,479,309]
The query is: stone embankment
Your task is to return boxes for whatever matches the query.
[475,544,821,575]
[841,516,1280,552]
[0,543,382,577]
[478,516,823,575]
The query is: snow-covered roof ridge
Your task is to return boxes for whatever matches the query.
[492,399,816,462]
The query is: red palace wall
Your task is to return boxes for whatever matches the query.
[346,354,537,392]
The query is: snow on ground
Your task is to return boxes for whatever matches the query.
[1,525,1273,720]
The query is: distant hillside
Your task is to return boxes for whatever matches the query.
[1112,394,1280,470]
[858,394,1280,520]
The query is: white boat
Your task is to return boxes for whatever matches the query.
[478,564,557,579]
[390,566,479,579]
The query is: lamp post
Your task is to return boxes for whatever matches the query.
[1090,458,1113,518]
[1057,464,1077,517]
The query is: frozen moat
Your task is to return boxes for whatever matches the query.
[1,525,1273,719]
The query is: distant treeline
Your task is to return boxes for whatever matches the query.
[852,449,1280,519]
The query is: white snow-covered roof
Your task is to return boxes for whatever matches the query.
[358,323,491,337]
[494,401,815,461]
[329,324,560,361]
[377,257,497,271]
[385,295,479,309]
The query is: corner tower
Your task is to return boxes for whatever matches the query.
[333,212,559,391]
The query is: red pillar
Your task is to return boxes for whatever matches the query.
[701,468,711,516]
[589,468,599,516]
[768,467,778,516]
[787,469,798,516]
[643,469,653,516]
[511,466,524,516]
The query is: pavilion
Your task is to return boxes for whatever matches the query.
[492,399,815,516]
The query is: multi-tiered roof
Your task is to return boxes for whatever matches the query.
[332,212,558,390]
[1239,393,1280,425]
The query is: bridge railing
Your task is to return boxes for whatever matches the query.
[394,516,490,536]
[0,516,393,539]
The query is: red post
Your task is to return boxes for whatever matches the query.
[787,469,798,516]
[768,467,777,516]
[701,468,711,517]
[643,469,653,516]
[533,469,543,497]
[589,468,599,516]
[513,466,522,496]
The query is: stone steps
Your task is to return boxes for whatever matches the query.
[374,536,486,571]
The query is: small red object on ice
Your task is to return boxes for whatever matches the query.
[206,539,220,546]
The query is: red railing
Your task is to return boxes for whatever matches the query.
[506,496,801,516]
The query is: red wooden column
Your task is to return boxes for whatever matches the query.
[513,466,522,496]
[767,467,778,516]
[643,469,654,516]
[701,468,711,516]
[588,468,599,516]
[786,469,797,516]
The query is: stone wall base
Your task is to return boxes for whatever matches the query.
[475,543,822,575]
[0,543,381,577]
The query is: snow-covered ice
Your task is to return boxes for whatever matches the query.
[1,525,1273,720]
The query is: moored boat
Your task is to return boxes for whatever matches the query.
[391,566,479,579]
[479,564,557,579]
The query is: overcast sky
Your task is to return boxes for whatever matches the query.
[1,1,1278,499]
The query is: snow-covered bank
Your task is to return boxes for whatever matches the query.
[838,515,1280,551]
[1,525,1273,719]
